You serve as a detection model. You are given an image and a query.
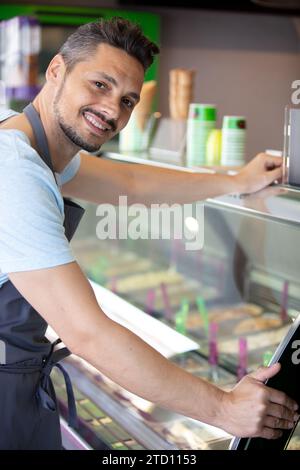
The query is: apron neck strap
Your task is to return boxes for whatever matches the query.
[23,103,55,176]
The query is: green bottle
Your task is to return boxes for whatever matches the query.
[186,104,216,166]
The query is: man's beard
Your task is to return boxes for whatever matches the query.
[53,83,101,153]
[57,117,101,153]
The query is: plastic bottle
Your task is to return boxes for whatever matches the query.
[221,116,246,167]
[186,103,216,166]
[206,129,222,165]
[2,16,41,104]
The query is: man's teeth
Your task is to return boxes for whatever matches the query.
[85,113,108,131]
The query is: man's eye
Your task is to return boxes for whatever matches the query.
[95,81,106,89]
[122,98,134,109]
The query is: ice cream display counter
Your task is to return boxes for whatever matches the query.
[54,154,300,450]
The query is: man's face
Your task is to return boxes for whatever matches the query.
[52,43,144,153]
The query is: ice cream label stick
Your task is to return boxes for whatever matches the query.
[98,256,108,284]
[280,280,289,322]
[175,310,186,335]
[196,296,209,335]
[181,298,190,317]
[237,337,248,382]
[175,298,189,335]
[263,350,273,367]
[89,256,108,284]
[209,322,219,382]
[146,288,156,316]
[160,282,173,320]
[209,322,218,364]
[98,256,108,271]
[110,276,117,294]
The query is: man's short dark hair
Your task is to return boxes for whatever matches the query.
[59,17,160,72]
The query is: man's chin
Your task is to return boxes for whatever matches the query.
[81,144,102,153]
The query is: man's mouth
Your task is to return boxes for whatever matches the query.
[83,111,111,134]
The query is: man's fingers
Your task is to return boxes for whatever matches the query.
[264,153,283,168]
[267,403,297,422]
[265,166,283,185]
[250,363,281,382]
[268,387,298,412]
[264,416,295,430]
[260,427,283,440]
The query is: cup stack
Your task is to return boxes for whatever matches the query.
[169,68,195,120]
[186,103,217,166]
[221,116,246,167]
[135,80,157,130]
[119,80,157,152]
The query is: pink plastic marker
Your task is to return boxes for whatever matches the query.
[280,280,289,322]
[110,276,117,294]
[160,282,173,321]
[196,296,209,336]
[209,322,219,382]
[237,337,248,382]
[146,288,156,316]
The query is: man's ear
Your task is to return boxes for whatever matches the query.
[45,54,66,84]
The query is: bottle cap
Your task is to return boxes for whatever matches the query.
[189,103,216,121]
[223,116,246,129]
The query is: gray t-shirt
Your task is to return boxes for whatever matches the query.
[0,108,81,287]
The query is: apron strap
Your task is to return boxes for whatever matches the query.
[55,362,77,429]
[37,344,78,429]
[23,103,57,181]
[21,106,82,429]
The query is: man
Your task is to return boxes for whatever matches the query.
[0,17,297,450]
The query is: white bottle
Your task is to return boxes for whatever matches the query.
[221,116,246,167]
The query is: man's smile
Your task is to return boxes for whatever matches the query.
[83,111,112,136]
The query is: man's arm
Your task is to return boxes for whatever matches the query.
[9,263,298,438]
[62,152,283,205]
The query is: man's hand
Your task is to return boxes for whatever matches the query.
[233,153,283,195]
[217,363,299,439]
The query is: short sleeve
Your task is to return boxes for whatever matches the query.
[58,153,81,186]
[0,158,75,274]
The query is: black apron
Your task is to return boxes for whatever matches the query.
[0,104,85,449]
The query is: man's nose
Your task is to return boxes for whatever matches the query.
[100,96,120,121]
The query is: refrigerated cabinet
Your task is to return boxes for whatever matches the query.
[52,154,300,450]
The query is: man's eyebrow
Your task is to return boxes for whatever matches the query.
[127,92,140,102]
[96,72,140,102]
[99,72,118,87]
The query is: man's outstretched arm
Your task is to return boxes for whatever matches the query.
[9,262,298,439]
[62,152,282,205]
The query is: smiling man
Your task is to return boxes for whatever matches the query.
[0,18,297,450]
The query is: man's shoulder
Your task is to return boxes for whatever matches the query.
[0,126,51,177]
[0,108,34,162]
[0,133,60,207]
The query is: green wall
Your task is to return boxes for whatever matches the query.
[0,4,160,82]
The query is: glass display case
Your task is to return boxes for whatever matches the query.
[52,153,300,450]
